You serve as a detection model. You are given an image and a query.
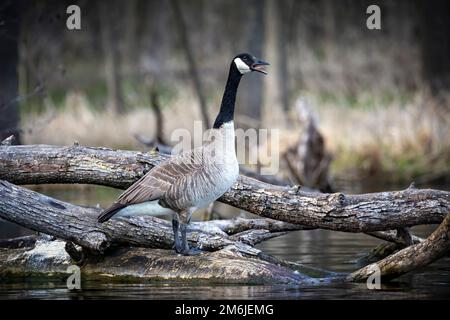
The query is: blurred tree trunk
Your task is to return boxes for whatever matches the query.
[99,1,125,114]
[170,0,210,126]
[275,1,290,118]
[323,0,335,60]
[0,0,21,143]
[419,0,450,95]
[263,0,289,127]
[237,0,265,130]
[124,0,137,66]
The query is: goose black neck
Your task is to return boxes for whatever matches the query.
[213,64,242,129]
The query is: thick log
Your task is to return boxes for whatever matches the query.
[0,144,449,232]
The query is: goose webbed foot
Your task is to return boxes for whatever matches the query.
[177,222,203,256]
[182,247,203,256]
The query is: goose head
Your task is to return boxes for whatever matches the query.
[233,53,269,75]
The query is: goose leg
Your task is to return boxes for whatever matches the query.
[179,222,190,254]
[172,217,182,253]
[179,222,202,255]
[177,209,202,255]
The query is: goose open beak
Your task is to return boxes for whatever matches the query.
[251,60,269,75]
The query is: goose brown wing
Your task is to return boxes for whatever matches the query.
[115,148,206,206]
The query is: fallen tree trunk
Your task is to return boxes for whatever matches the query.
[0,180,334,283]
[1,144,449,232]
[0,180,290,255]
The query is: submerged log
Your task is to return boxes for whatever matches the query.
[0,144,449,232]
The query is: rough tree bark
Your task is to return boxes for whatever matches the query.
[0,241,322,285]
[0,145,448,232]
[0,180,300,254]
[0,0,22,143]
[170,0,210,126]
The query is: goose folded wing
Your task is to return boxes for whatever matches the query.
[116,149,206,205]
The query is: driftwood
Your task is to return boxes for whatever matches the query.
[348,213,450,282]
[284,98,333,192]
[0,143,449,283]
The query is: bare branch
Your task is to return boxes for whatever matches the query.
[1,135,15,146]
[229,229,288,246]
[0,235,37,249]
[348,213,450,282]
[366,230,423,246]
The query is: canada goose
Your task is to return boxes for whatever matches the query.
[98,53,269,255]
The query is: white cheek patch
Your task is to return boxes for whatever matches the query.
[234,58,251,74]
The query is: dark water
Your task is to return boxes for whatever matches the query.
[1,184,449,300]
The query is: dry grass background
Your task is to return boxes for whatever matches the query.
[21,89,450,186]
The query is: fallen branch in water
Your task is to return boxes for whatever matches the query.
[366,230,423,246]
[348,213,450,282]
[0,235,38,249]
[0,143,449,283]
